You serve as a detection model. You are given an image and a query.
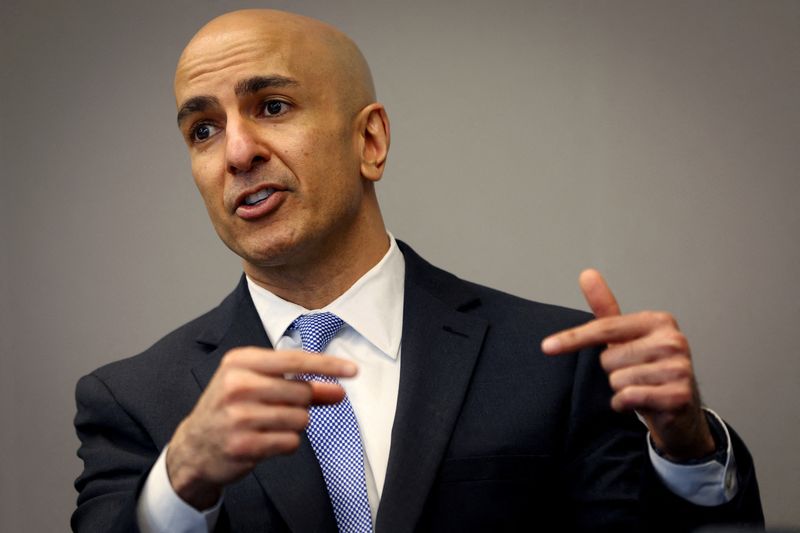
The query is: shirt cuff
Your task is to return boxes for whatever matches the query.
[646,408,738,506]
[136,445,222,533]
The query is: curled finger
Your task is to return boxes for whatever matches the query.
[610,382,694,413]
[601,333,689,373]
[608,358,693,391]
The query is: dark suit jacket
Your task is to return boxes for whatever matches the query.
[73,242,763,532]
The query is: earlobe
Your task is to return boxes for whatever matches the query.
[359,104,390,182]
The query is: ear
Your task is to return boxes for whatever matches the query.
[358,103,390,182]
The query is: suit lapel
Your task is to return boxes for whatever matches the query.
[191,277,336,532]
[377,245,488,532]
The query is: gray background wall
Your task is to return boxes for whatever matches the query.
[2,0,798,530]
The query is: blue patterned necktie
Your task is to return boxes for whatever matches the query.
[289,312,373,532]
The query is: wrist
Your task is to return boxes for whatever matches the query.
[166,434,223,510]
[651,409,723,464]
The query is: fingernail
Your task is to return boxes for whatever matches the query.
[342,362,358,376]
[541,337,561,354]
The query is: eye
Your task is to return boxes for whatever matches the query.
[189,122,220,143]
[262,99,290,117]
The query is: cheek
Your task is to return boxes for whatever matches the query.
[191,154,225,207]
[294,127,359,177]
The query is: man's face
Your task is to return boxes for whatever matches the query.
[174,24,368,269]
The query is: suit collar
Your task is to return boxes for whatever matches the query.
[244,233,405,361]
[396,240,482,312]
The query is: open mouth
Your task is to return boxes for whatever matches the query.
[242,187,277,207]
[234,184,288,220]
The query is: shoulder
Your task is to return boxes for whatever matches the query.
[398,239,592,332]
[77,280,244,426]
[89,298,223,384]
[464,278,591,330]
[75,280,247,445]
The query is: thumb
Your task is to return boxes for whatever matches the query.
[579,269,621,318]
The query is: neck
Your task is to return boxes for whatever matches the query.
[244,211,389,310]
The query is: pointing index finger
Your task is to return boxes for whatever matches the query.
[225,348,358,378]
[541,269,622,355]
[541,314,652,355]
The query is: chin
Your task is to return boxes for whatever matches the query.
[229,232,306,268]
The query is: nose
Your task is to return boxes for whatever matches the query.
[225,118,269,175]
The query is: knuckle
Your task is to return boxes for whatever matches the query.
[259,375,281,397]
[618,386,634,404]
[653,311,670,325]
[666,331,688,352]
[654,332,687,358]
[641,310,660,325]
[278,408,308,430]
[615,388,637,410]
[621,342,639,362]
[299,383,314,405]
[661,340,682,356]
[223,433,251,459]
[287,351,304,366]
[261,433,301,457]
[597,321,617,338]
[656,311,678,328]
[633,386,648,404]
[599,349,615,372]
[220,372,245,400]
[226,405,252,429]
[276,433,302,454]
[666,387,692,409]
[644,311,674,328]
[284,380,313,405]
[221,348,243,367]
[610,393,623,411]
[298,410,310,428]
[608,370,624,390]
[272,408,293,427]
[288,352,312,373]
[562,329,578,343]
[292,408,310,429]
[671,359,692,380]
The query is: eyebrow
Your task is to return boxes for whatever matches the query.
[234,75,299,97]
[176,95,220,126]
[176,76,300,126]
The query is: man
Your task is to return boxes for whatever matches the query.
[73,9,763,532]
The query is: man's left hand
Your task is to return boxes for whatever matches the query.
[541,269,716,461]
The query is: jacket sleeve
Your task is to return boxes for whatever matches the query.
[72,372,155,533]
[563,345,764,532]
[639,423,764,531]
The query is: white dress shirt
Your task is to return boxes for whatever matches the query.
[137,234,735,532]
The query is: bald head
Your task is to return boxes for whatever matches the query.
[175,9,375,115]
[170,9,391,298]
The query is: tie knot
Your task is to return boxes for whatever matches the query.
[289,312,345,353]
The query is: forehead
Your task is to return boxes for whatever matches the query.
[174,26,327,103]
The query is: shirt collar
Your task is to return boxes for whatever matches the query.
[246,233,405,360]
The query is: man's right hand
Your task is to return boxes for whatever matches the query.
[165,346,357,510]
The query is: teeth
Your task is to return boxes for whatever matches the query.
[244,188,275,206]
